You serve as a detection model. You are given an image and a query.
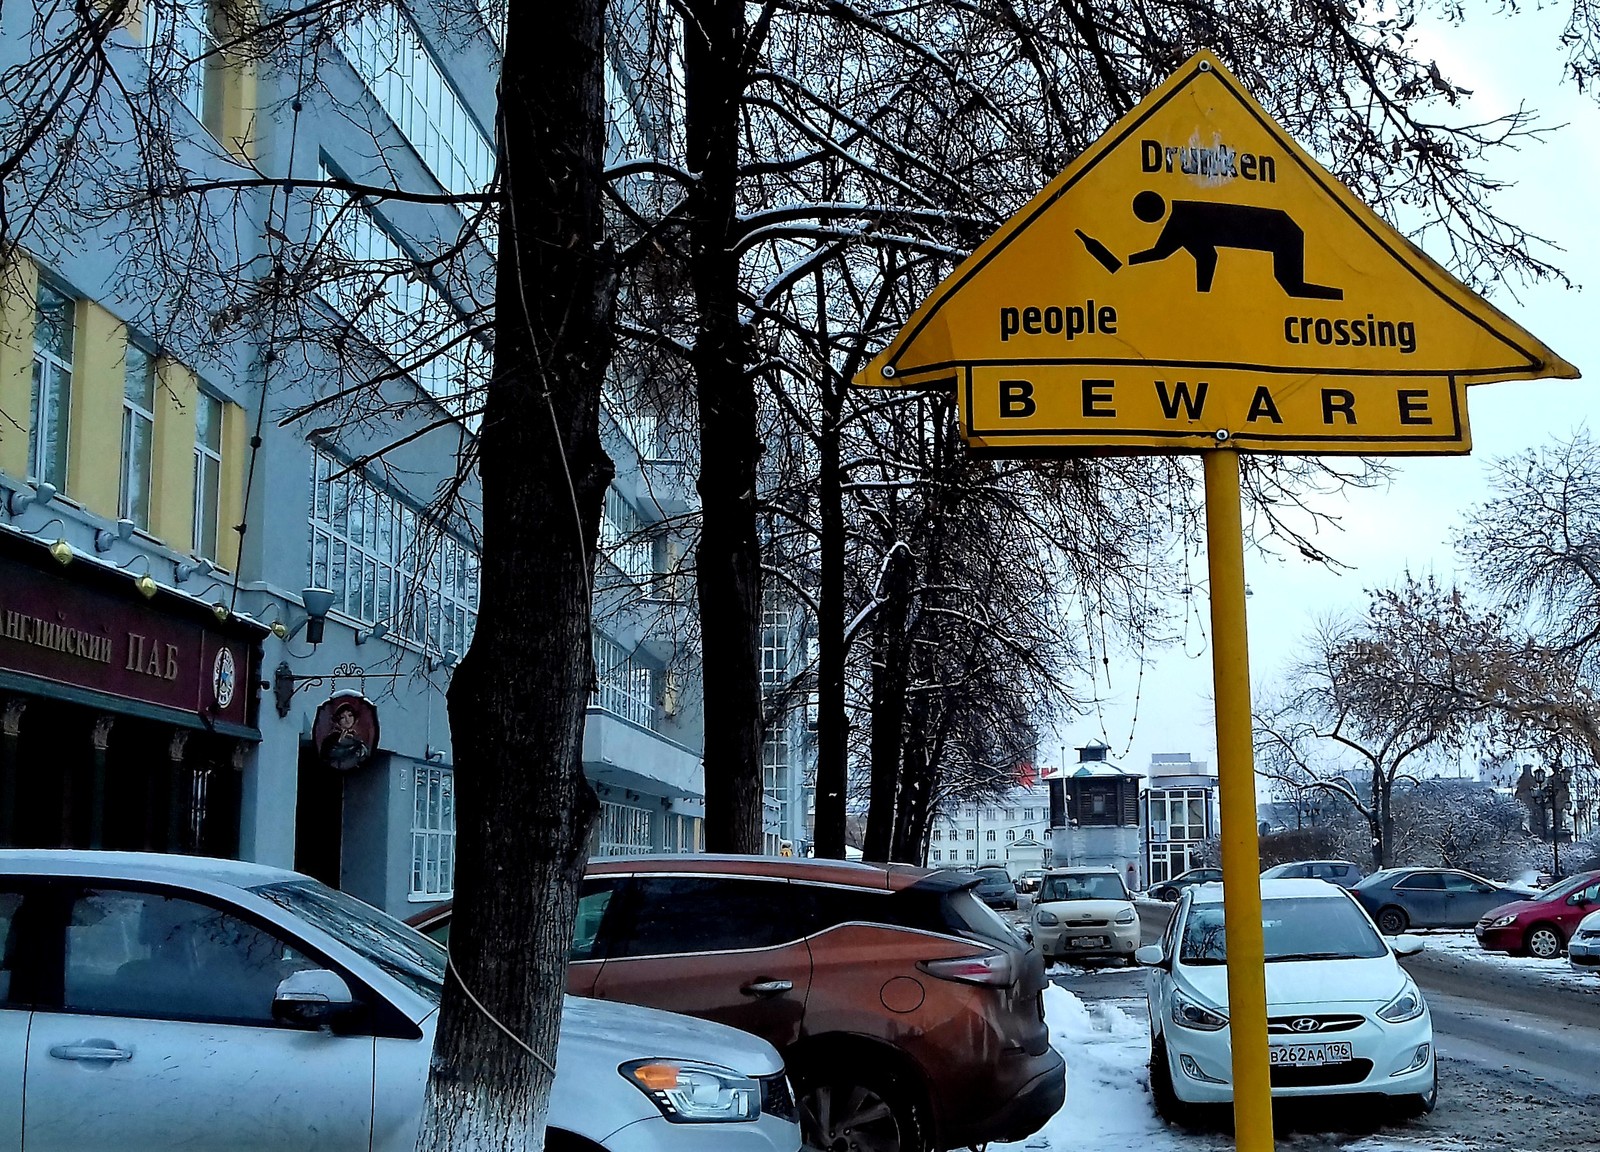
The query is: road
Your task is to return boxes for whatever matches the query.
[1039,899,1600,1150]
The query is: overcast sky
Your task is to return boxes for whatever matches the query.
[1045,6,1600,779]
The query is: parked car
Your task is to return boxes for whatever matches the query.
[1149,867,1222,903]
[1474,869,1600,959]
[1352,867,1540,934]
[1568,908,1600,973]
[970,865,1019,910]
[0,850,801,1152]
[1260,860,1365,888]
[1030,867,1139,964]
[409,855,1065,1152]
[1015,869,1048,895]
[1137,879,1436,1123]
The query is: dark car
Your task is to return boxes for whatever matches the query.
[1148,867,1221,903]
[971,865,1019,910]
[1475,870,1600,959]
[409,855,1064,1152]
[1352,867,1540,934]
[1260,859,1365,888]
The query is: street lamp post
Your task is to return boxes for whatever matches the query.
[1530,765,1574,879]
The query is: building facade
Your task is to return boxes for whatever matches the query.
[1045,741,1142,888]
[1140,752,1217,890]
[927,778,1055,874]
[0,0,714,917]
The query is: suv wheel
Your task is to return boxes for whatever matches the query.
[1526,923,1565,960]
[1376,906,1408,935]
[794,1060,930,1152]
[1395,1063,1438,1118]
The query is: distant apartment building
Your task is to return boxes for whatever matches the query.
[927,773,1054,874]
[1141,752,1217,889]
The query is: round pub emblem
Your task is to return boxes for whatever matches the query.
[212,647,236,710]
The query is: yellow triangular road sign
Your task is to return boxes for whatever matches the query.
[855,51,1577,455]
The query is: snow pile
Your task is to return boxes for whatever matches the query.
[1424,930,1599,988]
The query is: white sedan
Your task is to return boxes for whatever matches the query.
[1570,907,1600,973]
[1137,878,1436,1122]
[0,849,801,1152]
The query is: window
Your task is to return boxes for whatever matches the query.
[1003,809,1013,820]
[597,800,652,855]
[1006,828,1016,841]
[932,828,942,841]
[601,486,652,580]
[120,344,155,530]
[965,849,975,861]
[309,450,480,649]
[592,633,656,730]
[0,890,24,1005]
[931,849,942,862]
[664,813,701,853]
[570,880,619,961]
[192,391,222,559]
[1043,848,1053,863]
[1090,791,1108,816]
[144,1,224,134]
[30,281,73,489]
[411,766,456,900]
[63,888,318,1025]
[986,849,997,860]
[335,9,494,198]
[619,877,792,956]
[984,808,997,820]
[965,828,975,841]
[1395,872,1445,891]
[985,829,996,842]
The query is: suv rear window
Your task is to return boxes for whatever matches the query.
[793,883,1021,948]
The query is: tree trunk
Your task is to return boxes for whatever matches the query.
[416,2,612,1148]
[811,371,849,859]
[863,543,913,861]
[684,0,763,854]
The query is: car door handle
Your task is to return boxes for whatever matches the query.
[741,979,793,997]
[49,1043,133,1063]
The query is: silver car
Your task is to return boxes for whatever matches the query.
[0,850,801,1152]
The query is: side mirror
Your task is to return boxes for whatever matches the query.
[1018,925,1035,945]
[1134,944,1166,968]
[273,968,355,1029]
[1391,934,1426,958]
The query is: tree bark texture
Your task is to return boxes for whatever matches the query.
[862,544,913,862]
[812,375,849,858]
[685,0,764,854]
[417,1,612,1148]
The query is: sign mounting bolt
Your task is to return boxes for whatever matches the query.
[1215,428,1231,442]
[881,365,896,378]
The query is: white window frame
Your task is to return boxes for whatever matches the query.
[120,343,156,529]
[192,391,223,559]
[309,449,480,650]
[601,485,652,580]
[592,633,656,730]
[410,765,456,900]
[30,282,74,489]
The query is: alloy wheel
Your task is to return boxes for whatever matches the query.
[800,1082,904,1152]
[1377,907,1407,935]
[1527,925,1563,959]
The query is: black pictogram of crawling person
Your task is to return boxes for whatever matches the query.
[1100,191,1343,300]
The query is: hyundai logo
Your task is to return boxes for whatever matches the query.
[1289,1017,1321,1033]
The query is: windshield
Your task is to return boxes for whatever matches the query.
[1041,874,1127,902]
[976,869,1010,883]
[256,880,446,1003]
[1179,896,1388,965]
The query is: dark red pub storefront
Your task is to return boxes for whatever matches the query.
[0,532,263,855]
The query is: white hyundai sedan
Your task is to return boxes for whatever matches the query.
[0,850,801,1152]
[1137,878,1435,1122]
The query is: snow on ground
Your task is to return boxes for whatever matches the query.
[1418,929,1599,989]
[1002,984,1475,1152]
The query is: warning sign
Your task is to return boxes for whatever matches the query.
[854,52,1577,455]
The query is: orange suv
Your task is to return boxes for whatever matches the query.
[410,855,1065,1152]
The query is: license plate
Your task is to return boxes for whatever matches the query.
[1269,1042,1353,1067]
[1072,936,1107,948]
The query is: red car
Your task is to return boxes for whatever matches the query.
[1475,869,1600,959]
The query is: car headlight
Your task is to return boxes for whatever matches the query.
[621,1060,760,1123]
[1115,909,1137,925]
[1035,910,1059,926]
[1489,915,1517,928]
[1172,989,1229,1031]
[1378,981,1425,1024]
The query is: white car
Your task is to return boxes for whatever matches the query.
[1137,878,1436,1122]
[0,850,801,1152]
[1570,907,1600,973]
[1031,866,1140,963]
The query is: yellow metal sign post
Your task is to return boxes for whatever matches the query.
[853,50,1577,1152]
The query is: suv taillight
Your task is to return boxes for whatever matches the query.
[919,949,1016,987]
